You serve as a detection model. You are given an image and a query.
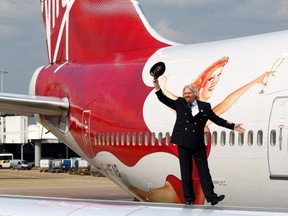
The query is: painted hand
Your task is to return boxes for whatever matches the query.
[234,124,245,133]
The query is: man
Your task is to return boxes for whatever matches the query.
[153,79,245,205]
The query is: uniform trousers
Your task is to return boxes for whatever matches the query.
[178,144,216,202]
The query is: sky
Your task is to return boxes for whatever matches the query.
[0,0,287,94]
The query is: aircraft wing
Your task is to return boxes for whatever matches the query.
[0,93,69,117]
[1,195,288,216]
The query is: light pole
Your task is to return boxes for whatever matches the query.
[0,69,8,146]
[0,69,8,93]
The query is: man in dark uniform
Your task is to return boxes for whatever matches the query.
[153,79,245,205]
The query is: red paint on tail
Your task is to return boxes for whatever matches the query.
[41,0,170,64]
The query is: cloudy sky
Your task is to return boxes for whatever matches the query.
[0,0,287,94]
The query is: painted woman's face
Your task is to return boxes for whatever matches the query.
[200,67,223,100]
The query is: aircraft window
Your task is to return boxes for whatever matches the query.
[229,131,235,146]
[116,133,119,146]
[151,132,156,146]
[97,133,101,146]
[270,130,276,146]
[132,133,136,146]
[138,132,143,146]
[83,134,88,145]
[93,134,97,145]
[158,132,163,146]
[165,132,170,145]
[212,131,217,146]
[126,133,130,146]
[106,133,110,146]
[220,131,226,146]
[238,133,244,146]
[204,132,209,146]
[121,133,125,146]
[102,133,106,146]
[111,133,115,146]
[96,134,99,146]
[248,130,253,146]
[257,130,263,146]
[145,132,149,146]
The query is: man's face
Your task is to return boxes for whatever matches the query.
[183,88,196,103]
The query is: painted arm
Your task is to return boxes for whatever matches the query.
[159,76,178,100]
[213,71,274,115]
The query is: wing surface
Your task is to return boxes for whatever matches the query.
[1,195,288,216]
[0,93,68,117]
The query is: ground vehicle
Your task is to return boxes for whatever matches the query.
[69,158,90,175]
[0,153,13,168]
[39,159,52,172]
[10,159,32,170]
[51,159,62,173]
[61,159,72,172]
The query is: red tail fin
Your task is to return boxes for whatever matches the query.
[41,0,171,64]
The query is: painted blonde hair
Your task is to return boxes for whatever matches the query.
[193,57,228,89]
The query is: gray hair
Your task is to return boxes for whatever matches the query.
[182,84,199,99]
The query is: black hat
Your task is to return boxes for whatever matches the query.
[150,62,166,79]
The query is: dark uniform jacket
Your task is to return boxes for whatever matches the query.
[156,89,235,149]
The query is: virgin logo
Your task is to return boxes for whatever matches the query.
[41,0,75,64]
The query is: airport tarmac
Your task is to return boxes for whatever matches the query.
[0,169,133,200]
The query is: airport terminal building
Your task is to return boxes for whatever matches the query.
[0,116,79,166]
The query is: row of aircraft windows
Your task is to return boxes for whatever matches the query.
[88,130,278,147]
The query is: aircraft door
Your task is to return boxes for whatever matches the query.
[82,110,93,158]
[268,97,288,180]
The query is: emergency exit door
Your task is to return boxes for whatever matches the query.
[268,97,288,180]
[82,110,93,158]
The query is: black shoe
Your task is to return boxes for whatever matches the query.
[185,201,194,205]
[211,195,225,206]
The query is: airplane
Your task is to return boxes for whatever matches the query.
[1,195,288,216]
[0,0,288,211]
